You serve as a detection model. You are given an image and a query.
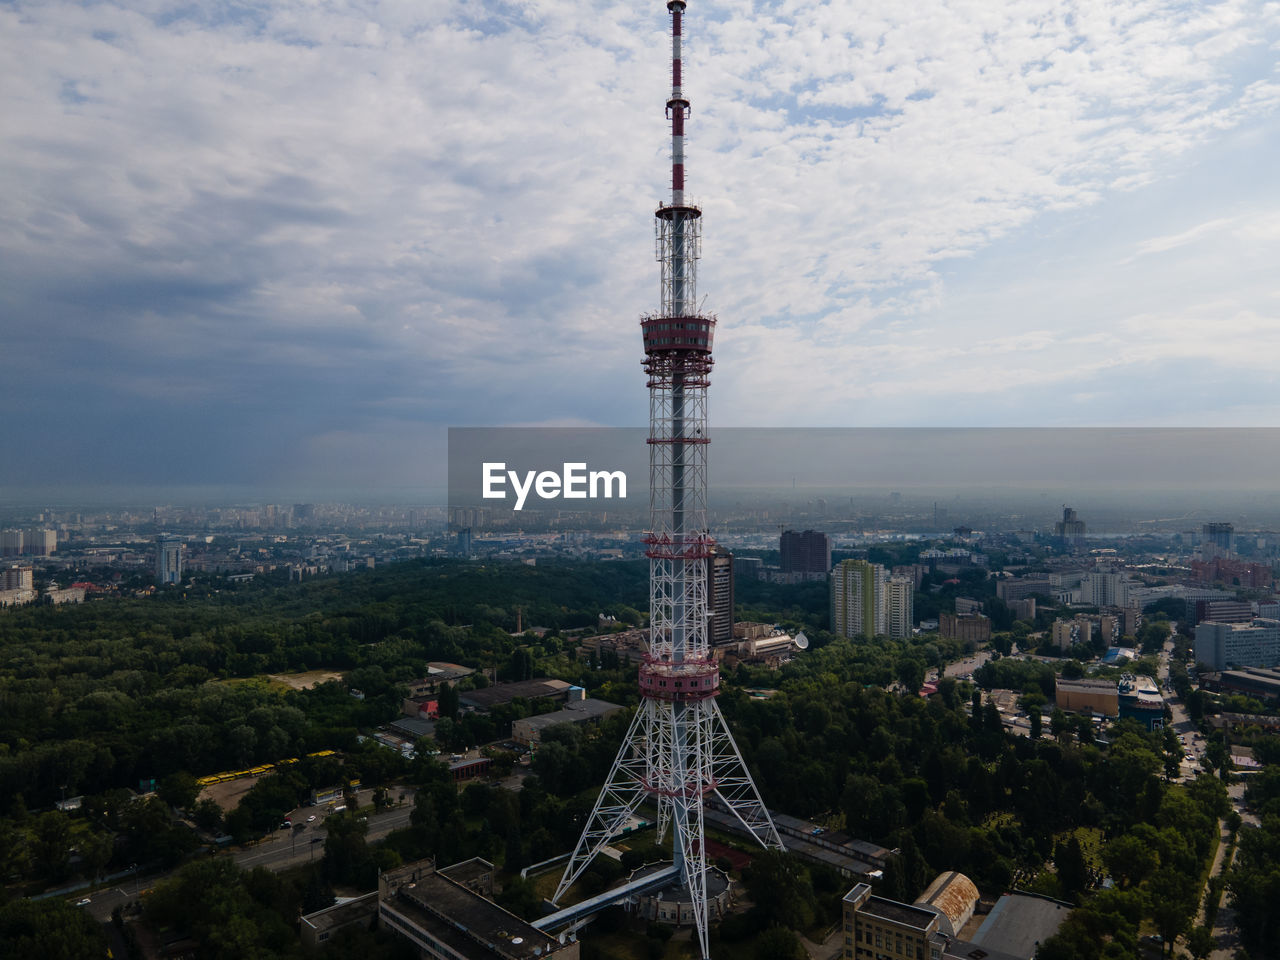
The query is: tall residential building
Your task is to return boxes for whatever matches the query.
[1,565,33,592]
[155,535,184,585]
[1081,570,1129,607]
[23,528,56,556]
[0,530,22,557]
[781,529,831,576]
[707,545,735,644]
[886,577,914,639]
[831,559,887,639]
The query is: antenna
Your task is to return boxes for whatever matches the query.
[553,4,781,957]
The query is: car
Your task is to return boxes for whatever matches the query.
[1185,753,1195,761]
[306,815,316,822]
[75,898,91,907]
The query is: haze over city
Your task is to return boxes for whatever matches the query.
[3,0,1279,497]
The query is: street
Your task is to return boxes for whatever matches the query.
[76,787,417,922]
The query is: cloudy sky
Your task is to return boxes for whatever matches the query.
[3,0,1278,494]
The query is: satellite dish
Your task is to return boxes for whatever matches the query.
[794,631,809,650]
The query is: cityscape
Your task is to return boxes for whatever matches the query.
[4,1,1280,960]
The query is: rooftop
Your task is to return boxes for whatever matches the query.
[915,871,979,936]
[390,717,436,738]
[1056,678,1117,692]
[860,895,939,932]
[383,866,561,960]
[427,661,475,678]
[459,678,573,710]
[971,893,1072,959]
[517,699,624,733]
[301,892,378,934]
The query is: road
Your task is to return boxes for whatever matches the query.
[76,788,416,922]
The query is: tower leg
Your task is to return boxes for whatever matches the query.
[553,704,653,903]
[552,693,782,960]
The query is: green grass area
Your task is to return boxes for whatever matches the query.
[1069,826,1105,872]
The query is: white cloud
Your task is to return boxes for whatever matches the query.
[0,0,1278,484]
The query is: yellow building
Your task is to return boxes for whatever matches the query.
[842,882,942,960]
[1055,677,1118,717]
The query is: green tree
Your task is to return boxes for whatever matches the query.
[0,899,109,960]
[754,926,804,960]
[158,771,201,811]
[32,811,73,881]
[743,851,815,930]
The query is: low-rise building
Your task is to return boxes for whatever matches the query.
[458,678,574,712]
[969,892,1073,959]
[1055,678,1119,718]
[377,859,578,960]
[1118,674,1165,731]
[405,662,476,698]
[511,698,625,747]
[300,893,379,949]
[1212,667,1280,702]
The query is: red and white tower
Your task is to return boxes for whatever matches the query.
[553,3,782,956]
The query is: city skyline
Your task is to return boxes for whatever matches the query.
[3,0,1279,491]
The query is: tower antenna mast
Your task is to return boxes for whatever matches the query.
[553,4,782,956]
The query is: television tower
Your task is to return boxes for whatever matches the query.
[553,2,782,956]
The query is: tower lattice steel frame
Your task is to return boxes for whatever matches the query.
[553,3,782,956]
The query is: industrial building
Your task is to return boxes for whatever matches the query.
[458,678,575,712]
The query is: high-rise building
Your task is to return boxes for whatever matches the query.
[732,556,763,580]
[1,565,33,592]
[707,545,734,645]
[23,528,56,556]
[1201,521,1235,560]
[780,529,831,576]
[831,559,887,639]
[886,577,914,639]
[155,535,184,585]
[0,530,22,557]
[1054,506,1086,551]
